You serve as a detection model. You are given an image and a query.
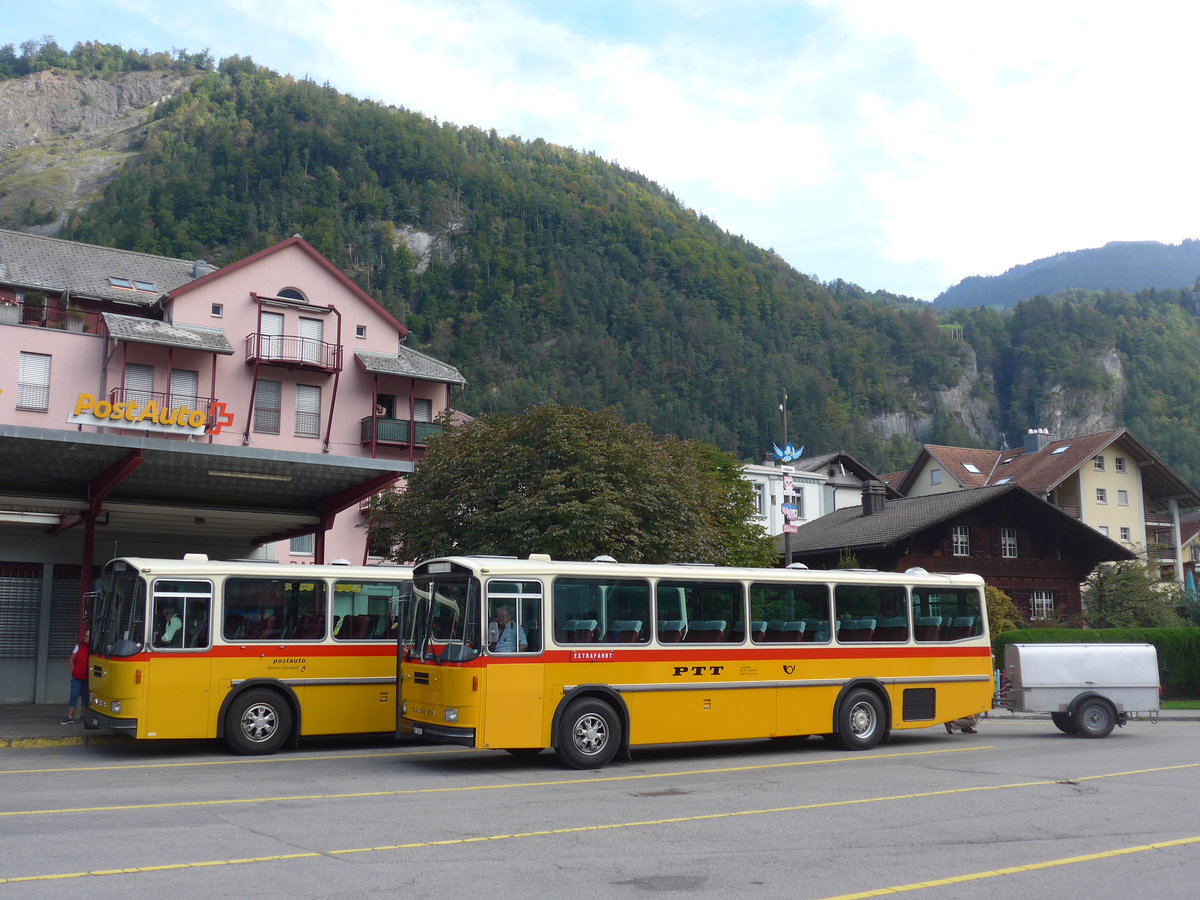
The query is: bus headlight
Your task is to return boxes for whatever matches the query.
[111,701,122,714]
[400,701,407,716]
[444,708,458,723]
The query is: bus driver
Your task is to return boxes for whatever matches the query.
[492,605,527,652]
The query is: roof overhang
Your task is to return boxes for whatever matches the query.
[0,424,407,552]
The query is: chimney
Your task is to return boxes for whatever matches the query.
[861,480,887,516]
[191,260,218,280]
[1023,427,1058,453]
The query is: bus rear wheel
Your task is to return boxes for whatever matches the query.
[836,689,885,751]
[225,689,292,755]
[556,698,621,769]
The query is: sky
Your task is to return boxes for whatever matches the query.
[4,0,1199,301]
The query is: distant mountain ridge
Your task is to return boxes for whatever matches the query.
[7,45,1200,488]
[934,240,1200,309]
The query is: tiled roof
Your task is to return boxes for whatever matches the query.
[101,313,235,354]
[783,483,1135,561]
[901,429,1200,511]
[0,229,207,307]
[354,348,466,385]
[791,450,901,498]
[787,485,1019,551]
[923,445,1004,488]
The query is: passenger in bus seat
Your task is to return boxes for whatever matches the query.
[492,605,528,652]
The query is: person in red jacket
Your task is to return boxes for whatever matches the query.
[60,630,89,725]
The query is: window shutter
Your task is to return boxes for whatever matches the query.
[17,352,51,410]
[295,384,321,437]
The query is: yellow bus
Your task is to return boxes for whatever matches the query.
[398,555,992,768]
[85,554,411,754]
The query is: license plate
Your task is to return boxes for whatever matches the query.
[413,726,423,735]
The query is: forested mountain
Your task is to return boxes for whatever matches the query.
[5,41,1200,485]
[934,240,1200,310]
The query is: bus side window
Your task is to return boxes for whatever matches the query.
[186,597,211,649]
[913,588,983,641]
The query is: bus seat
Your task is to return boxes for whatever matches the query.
[685,620,726,642]
[840,618,876,642]
[812,620,839,642]
[947,616,976,640]
[187,613,208,647]
[734,620,767,643]
[764,620,787,642]
[657,619,686,643]
[781,621,805,641]
[915,616,942,640]
[564,619,597,642]
[875,617,908,641]
[340,615,368,639]
[608,619,643,642]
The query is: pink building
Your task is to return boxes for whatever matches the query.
[0,229,465,702]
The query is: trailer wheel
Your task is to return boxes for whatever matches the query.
[1072,697,1116,739]
[1050,712,1078,735]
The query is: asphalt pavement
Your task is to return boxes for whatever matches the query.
[1,702,1193,750]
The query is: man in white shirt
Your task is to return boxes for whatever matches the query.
[493,605,527,652]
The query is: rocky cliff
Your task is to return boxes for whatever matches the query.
[0,69,196,233]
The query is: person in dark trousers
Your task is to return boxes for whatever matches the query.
[61,630,89,725]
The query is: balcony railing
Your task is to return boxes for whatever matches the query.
[360,417,443,447]
[245,333,342,372]
[0,301,102,333]
[109,388,220,421]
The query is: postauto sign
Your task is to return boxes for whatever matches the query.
[67,393,236,436]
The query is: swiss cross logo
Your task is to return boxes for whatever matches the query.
[206,401,236,435]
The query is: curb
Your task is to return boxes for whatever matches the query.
[0,734,125,750]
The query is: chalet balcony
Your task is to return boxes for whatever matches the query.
[360,416,443,447]
[245,333,342,373]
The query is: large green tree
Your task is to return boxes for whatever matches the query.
[368,404,778,566]
[1081,561,1185,628]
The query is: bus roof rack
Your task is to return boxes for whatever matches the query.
[183,553,208,561]
[785,562,809,569]
[592,555,617,563]
[528,553,552,562]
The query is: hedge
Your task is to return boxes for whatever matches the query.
[992,627,1200,699]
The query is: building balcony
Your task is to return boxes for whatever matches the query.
[245,333,342,373]
[0,301,102,333]
[360,417,443,447]
[108,388,222,426]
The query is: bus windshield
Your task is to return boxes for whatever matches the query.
[93,560,146,658]
[410,570,481,662]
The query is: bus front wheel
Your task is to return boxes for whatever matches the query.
[836,689,885,751]
[225,689,292,755]
[556,698,621,769]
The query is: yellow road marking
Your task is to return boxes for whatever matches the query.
[0,746,986,816]
[0,746,467,776]
[2,759,1198,884]
[821,835,1200,898]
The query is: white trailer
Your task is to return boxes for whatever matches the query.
[998,643,1160,738]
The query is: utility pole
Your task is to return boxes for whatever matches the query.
[780,389,792,567]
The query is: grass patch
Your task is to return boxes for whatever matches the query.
[1161,700,1200,710]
